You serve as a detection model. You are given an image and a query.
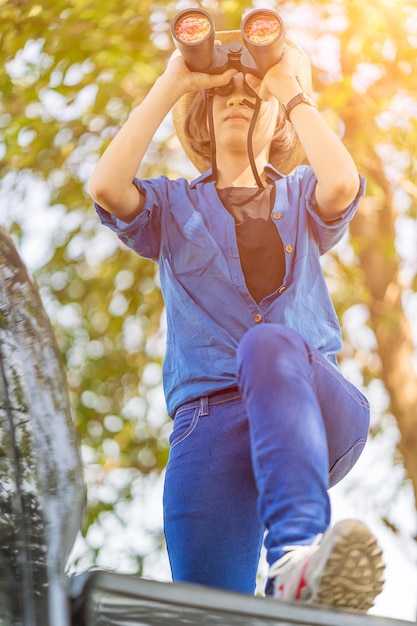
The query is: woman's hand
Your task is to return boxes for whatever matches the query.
[245,45,302,104]
[163,45,238,97]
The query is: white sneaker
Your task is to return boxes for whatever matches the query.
[267,519,385,612]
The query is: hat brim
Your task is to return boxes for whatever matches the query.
[172,31,313,175]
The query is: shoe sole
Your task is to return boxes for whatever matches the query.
[310,519,385,611]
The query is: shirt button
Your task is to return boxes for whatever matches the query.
[253,314,262,323]
[272,212,282,220]
[285,244,293,253]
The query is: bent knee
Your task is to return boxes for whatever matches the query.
[237,324,307,365]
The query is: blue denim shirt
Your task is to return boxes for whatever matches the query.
[96,164,366,417]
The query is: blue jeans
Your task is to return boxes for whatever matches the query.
[163,324,369,594]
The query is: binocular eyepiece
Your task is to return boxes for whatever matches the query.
[171,8,285,78]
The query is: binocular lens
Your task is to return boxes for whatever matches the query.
[174,12,212,44]
[244,13,282,45]
[172,8,285,76]
[172,9,215,72]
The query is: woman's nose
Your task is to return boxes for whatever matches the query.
[227,94,248,107]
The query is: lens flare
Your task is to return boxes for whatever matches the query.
[175,14,211,44]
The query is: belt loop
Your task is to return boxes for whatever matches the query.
[200,396,209,416]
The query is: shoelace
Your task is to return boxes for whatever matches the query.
[268,533,323,579]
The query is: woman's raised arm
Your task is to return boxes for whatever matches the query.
[88,53,236,222]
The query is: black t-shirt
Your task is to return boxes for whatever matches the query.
[217,185,285,303]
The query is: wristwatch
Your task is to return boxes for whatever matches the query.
[285,92,316,121]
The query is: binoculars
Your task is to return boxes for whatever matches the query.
[171,8,285,78]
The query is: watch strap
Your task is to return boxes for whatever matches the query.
[285,93,315,121]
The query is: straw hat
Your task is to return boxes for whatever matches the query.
[172,29,313,175]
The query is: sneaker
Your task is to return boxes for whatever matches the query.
[266,519,385,612]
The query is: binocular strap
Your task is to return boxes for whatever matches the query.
[206,89,218,184]
[244,96,264,188]
[206,89,264,188]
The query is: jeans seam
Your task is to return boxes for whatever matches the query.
[210,394,241,407]
[328,436,367,486]
[308,352,369,408]
[175,394,241,416]
[175,403,200,416]
[170,406,201,449]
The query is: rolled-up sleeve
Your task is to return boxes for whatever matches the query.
[94,177,166,260]
[302,170,366,254]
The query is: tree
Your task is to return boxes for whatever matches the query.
[310,0,417,503]
[1,0,416,578]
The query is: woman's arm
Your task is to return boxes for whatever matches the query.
[252,47,360,220]
[88,53,237,222]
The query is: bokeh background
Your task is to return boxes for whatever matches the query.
[1,0,416,619]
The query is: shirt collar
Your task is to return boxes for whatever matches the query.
[190,165,285,189]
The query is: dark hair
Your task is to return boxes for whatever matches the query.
[184,89,306,174]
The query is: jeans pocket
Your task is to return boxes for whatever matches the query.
[328,437,367,488]
[169,405,201,449]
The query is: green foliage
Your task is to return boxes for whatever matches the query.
[1,0,171,571]
[1,0,416,573]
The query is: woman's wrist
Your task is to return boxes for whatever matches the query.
[267,73,303,107]
[155,71,189,105]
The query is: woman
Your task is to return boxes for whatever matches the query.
[88,21,385,611]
